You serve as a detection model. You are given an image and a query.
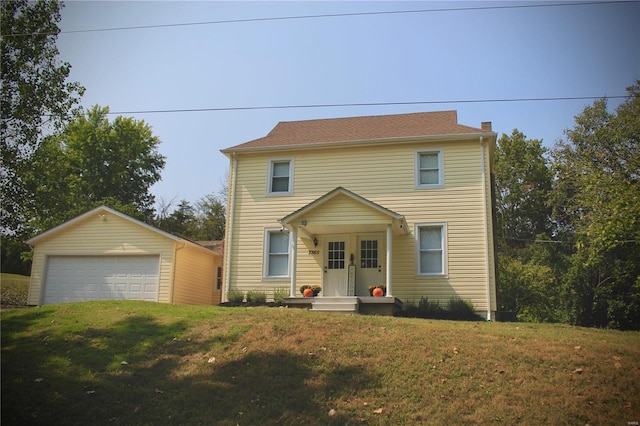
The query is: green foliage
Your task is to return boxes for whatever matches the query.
[227,290,244,304]
[497,253,565,323]
[551,80,640,329]
[25,105,165,233]
[193,193,226,240]
[245,290,267,304]
[447,297,475,317]
[1,0,84,236]
[0,273,29,306]
[494,129,552,249]
[154,192,226,240]
[397,297,481,321]
[272,288,288,304]
[0,236,31,275]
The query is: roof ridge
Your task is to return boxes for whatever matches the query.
[274,110,458,126]
[223,110,492,152]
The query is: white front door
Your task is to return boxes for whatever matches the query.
[356,235,384,296]
[323,235,349,296]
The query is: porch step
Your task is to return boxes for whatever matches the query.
[311,297,359,314]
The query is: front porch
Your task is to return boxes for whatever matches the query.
[284,296,403,316]
[279,187,410,310]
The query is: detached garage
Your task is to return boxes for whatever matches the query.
[27,206,222,306]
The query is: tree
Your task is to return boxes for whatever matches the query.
[1,0,84,235]
[192,193,226,241]
[26,105,166,232]
[493,129,562,321]
[154,192,226,241]
[494,129,553,249]
[157,200,197,237]
[551,81,640,329]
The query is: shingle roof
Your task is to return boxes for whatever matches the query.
[195,240,224,256]
[223,110,491,152]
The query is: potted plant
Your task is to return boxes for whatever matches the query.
[368,285,386,297]
[300,285,321,297]
[300,285,313,297]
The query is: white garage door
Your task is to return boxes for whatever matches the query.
[43,256,160,304]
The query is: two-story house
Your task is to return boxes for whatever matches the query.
[221,110,497,319]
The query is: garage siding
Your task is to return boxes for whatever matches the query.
[28,210,176,305]
[173,244,220,305]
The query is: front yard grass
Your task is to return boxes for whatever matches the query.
[0,273,29,307]
[2,300,639,425]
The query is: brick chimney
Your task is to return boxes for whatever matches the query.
[481,122,492,132]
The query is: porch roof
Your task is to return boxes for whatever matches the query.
[279,187,409,236]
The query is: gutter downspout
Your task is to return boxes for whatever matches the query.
[480,137,492,321]
[223,152,238,302]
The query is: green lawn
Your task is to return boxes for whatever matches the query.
[2,300,639,425]
[0,273,29,307]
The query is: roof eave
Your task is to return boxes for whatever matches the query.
[221,131,497,155]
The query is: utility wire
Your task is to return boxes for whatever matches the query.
[3,1,635,37]
[105,95,628,116]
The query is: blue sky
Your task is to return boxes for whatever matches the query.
[56,1,640,207]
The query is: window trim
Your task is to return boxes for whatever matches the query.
[414,149,444,189]
[267,158,294,196]
[415,222,447,277]
[263,227,290,279]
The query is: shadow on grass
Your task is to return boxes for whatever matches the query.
[2,313,374,425]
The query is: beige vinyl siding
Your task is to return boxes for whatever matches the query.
[227,138,496,311]
[28,210,175,305]
[173,244,219,305]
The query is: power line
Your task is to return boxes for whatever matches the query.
[105,95,628,116]
[3,1,635,37]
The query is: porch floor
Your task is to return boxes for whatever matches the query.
[284,296,402,316]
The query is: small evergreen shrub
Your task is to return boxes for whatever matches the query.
[396,296,482,321]
[246,290,267,304]
[227,290,245,304]
[273,288,288,304]
[419,297,444,318]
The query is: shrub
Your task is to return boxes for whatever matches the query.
[446,297,482,321]
[246,290,267,304]
[418,296,444,318]
[396,296,482,321]
[227,290,245,304]
[273,288,288,304]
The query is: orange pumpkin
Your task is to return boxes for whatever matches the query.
[303,288,314,297]
[372,287,384,297]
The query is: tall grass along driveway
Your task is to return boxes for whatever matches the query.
[2,301,639,425]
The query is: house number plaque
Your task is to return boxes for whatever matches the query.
[308,250,320,255]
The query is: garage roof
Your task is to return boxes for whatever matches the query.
[26,206,181,245]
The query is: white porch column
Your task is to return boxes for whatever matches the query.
[289,227,297,297]
[386,224,392,297]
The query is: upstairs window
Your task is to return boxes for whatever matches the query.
[415,150,443,188]
[268,159,293,195]
[416,223,447,275]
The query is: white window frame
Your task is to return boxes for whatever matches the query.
[263,228,290,279]
[415,149,444,189]
[267,158,294,195]
[415,222,447,276]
